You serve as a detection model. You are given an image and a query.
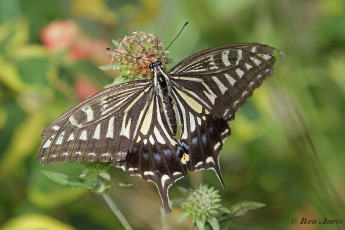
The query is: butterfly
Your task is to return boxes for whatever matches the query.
[39,42,277,213]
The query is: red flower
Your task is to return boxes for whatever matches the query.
[40,20,80,52]
[40,20,110,64]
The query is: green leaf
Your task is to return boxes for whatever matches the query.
[81,167,109,179]
[0,19,29,53]
[0,112,44,179]
[196,220,205,230]
[99,63,118,71]
[0,55,27,92]
[208,217,220,230]
[42,171,92,189]
[177,186,189,196]
[170,197,185,206]
[28,163,86,208]
[220,207,231,214]
[17,57,50,89]
[229,201,266,217]
[104,76,128,88]
[111,39,120,47]
[0,214,75,230]
[94,182,132,194]
[95,181,111,194]
[80,168,98,179]
[113,182,132,187]
[98,171,111,181]
[177,212,190,223]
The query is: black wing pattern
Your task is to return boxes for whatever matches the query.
[168,43,276,183]
[39,42,277,213]
[39,80,152,164]
[39,80,186,212]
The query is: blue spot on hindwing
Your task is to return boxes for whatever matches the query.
[153,152,161,163]
[142,151,149,160]
[176,146,183,157]
[191,137,198,146]
[182,141,189,151]
[163,149,172,157]
[201,134,207,144]
[207,125,213,133]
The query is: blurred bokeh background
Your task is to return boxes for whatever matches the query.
[0,0,344,229]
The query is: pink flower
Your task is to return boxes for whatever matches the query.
[40,20,110,64]
[40,20,80,52]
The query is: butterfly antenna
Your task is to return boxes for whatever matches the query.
[164,22,189,52]
[156,35,160,56]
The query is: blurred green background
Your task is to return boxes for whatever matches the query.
[0,0,344,229]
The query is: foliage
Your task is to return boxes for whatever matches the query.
[41,167,131,193]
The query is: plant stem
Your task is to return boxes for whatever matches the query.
[99,179,133,230]
[160,206,170,230]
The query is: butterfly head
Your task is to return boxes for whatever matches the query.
[149,61,163,71]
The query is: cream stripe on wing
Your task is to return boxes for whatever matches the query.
[140,98,154,135]
[221,50,230,66]
[174,88,203,114]
[211,76,227,95]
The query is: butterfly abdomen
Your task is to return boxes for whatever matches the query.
[155,71,178,136]
[163,95,177,135]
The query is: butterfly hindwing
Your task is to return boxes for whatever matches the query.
[123,95,187,212]
[171,85,230,185]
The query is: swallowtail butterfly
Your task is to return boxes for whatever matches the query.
[39,42,277,213]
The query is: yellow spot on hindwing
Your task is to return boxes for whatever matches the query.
[181,153,189,164]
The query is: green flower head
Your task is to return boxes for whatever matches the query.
[106,31,168,80]
[180,184,224,230]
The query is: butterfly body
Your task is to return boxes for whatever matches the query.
[39,43,277,213]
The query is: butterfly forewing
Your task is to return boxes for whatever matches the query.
[39,78,186,213]
[169,43,276,120]
[39,80,152,163]
[167,43,276,185]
